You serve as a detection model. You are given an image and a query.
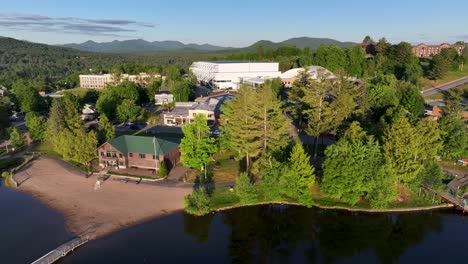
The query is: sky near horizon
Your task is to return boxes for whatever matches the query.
[0,0,467,47]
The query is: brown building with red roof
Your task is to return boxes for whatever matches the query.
[412,43,465,57]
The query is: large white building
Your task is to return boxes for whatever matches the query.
[190,61,281,90]
[79,73,160,89]
[280,66,336,87]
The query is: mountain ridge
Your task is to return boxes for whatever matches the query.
[60,37,357,53]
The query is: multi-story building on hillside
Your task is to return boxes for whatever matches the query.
[79,72,160,89]
[412,43,465,57]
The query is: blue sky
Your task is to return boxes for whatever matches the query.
[0,0,467,47]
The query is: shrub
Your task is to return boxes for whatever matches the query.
[184,186,210,216]
[158,160,168,177]
[235,172,258,204]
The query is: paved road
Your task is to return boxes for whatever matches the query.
[422,76,468,97]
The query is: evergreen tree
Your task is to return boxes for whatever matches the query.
[235,172,258,204]
[221,85,263,172]
[383,117,423,184]
[9,127,25,148]
[295,76,358,157]
[396,81,425,120]
[416,118,443,162]
[46,98,66,143]
[439,116,468,160]
[25,112,47,141]
[428,54,449,80]
[322,122,398,207]
[256,82,290,156]
[281,143,315,205]
[98,114,115,142]
[439,90,467,160]
[184,187,210,216]
[346,46,367,77]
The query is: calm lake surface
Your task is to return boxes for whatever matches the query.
[3,179,468,264]
[0,180,72,264]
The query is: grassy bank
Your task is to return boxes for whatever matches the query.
[192,185,439,216]
[422,67,468,90]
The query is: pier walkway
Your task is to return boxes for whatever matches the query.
[31,237,88,264]
[421,184,467,211]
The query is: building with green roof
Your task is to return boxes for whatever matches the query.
[97,135,181,173]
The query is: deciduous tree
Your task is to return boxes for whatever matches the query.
[180,115,217,176]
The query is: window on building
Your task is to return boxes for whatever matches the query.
[139,153,146,159]
[153,155,159,160]
[119,153,123,158]
[106,151,117,158]
[100,152,104,157]
[129,153,133,158]
[119,161,124,166]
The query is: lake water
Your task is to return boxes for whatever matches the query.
[0,180,72,264]
[3,180,468,264]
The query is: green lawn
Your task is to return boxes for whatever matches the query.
[211,151,239,183]
[424,83,468,101]
[31,141,60,157]
[422,67,468,90]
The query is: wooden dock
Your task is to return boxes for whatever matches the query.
[420,184,467,211]
[31,237,88,264]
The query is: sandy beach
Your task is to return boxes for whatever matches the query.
[13,157,192,239]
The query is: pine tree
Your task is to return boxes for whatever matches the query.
[184,187,211,216]
[46,98,66,142]
[256,82,290,156]
[295,76,358,157]
[25,112,47,141]
[322,122,398,207]
[9,127,25,149]
[98,114,115,142]
[383,117,423,184]
[235,172,258,204]
[279,143,315,205]
[221,85,263,172]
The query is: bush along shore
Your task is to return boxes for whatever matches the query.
[184,183,450,216]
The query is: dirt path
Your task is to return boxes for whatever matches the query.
[13,157,192,239]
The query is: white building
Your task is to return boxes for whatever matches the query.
[162,94,234,126]
[154,92,174,105]
[190,61,281,90]
[280,66,336,87]
[79,73,160,89]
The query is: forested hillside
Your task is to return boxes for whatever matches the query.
[0,37,214,88]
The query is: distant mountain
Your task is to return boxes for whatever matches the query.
[243,37,357,51]
[61,37,357,54]
[61,39,230,53]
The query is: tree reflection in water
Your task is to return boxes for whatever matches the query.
[183,205,444,263]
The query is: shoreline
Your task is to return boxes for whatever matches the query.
[213,201,454,214]
[12,156,456,242]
